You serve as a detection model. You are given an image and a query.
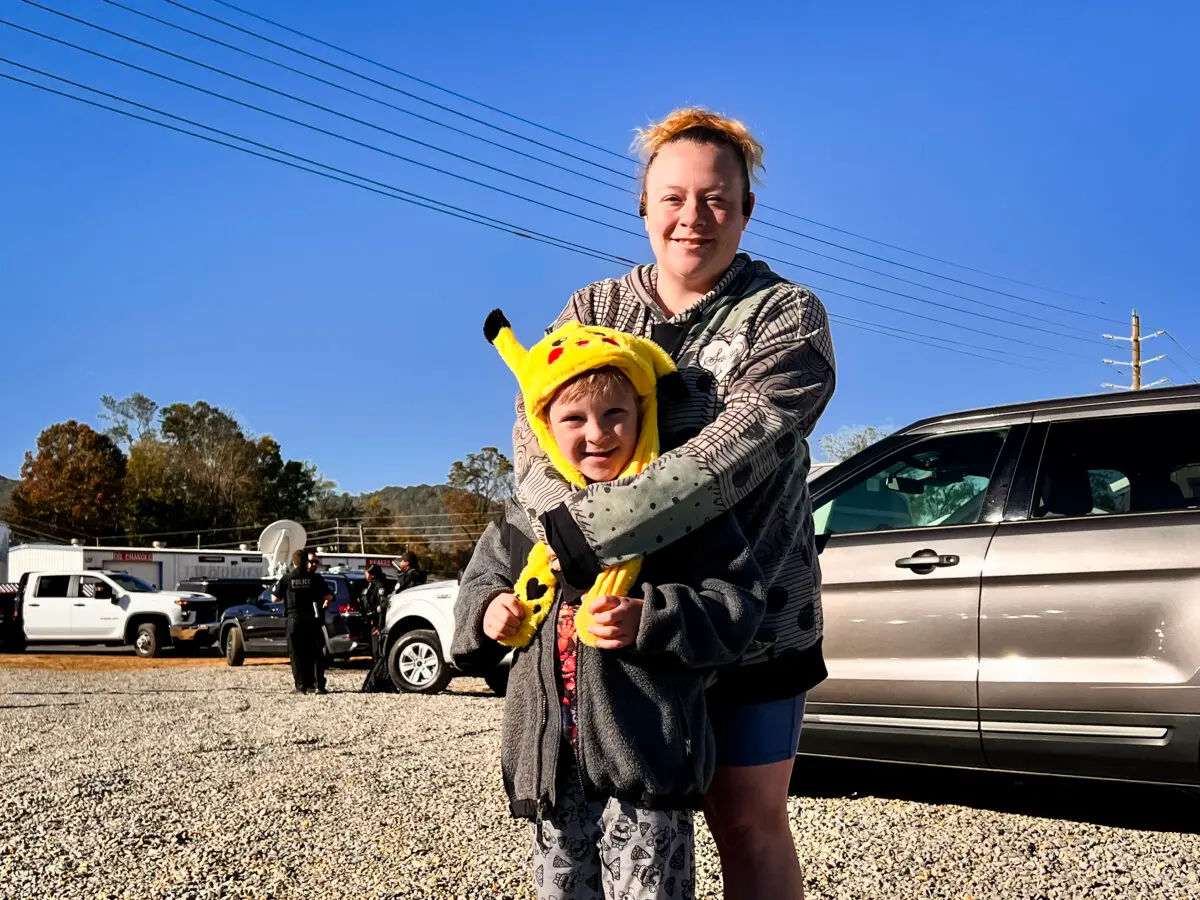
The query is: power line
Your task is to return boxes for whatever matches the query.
[828,315,1043,371]
[186,0,1109,311]
[10,7,644,230]
[0,59,634,268]
[6,9,1112,343]
[198,0,636,175]
[98,0,631,194]
[0,61,1099,368]
[131,0,1116,325]
[754,205,1106,306]
[1162,331,1200,382]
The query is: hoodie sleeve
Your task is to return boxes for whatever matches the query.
[449,520,514,675]
[541,284,835,589]
[633,514,766,669]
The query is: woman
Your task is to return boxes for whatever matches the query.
[514,108,836,899]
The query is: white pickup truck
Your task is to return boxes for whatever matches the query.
[14,570,220,657]
[379,578,510,695]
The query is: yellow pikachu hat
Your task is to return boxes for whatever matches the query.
[484,309,678,648]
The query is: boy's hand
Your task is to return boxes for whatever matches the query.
[483,592,524,642]
[587,595,643,650]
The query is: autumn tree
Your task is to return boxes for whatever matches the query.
[98,392,159,452]
[10,421,126,539]
[818,425,891,463]
[445,447,514,541]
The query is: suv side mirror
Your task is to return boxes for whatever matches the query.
[110,593,123,605]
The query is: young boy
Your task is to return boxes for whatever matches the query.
[452,312,765,900]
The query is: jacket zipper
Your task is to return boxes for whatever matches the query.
[572,636,587,801]
[675,683,692,761]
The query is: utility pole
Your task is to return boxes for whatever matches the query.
[1102,309,1167,391]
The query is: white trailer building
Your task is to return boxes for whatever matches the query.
[6,543,267,589]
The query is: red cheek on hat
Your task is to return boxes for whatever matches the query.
[602,337,619,346]
[576,340,590,347]
[548,347,564,364]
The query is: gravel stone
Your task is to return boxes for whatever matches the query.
[1,663,1198,899]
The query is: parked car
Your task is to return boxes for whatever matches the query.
[219,572,370,666]
[176,577,272,618]
[377,576,510,695]
[801,384,1200,786]
[11,570,218,657]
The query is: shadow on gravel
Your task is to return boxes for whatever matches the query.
[791,757,1200,834]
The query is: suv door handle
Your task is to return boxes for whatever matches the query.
[73,603,86,607]
[895,549,960,574]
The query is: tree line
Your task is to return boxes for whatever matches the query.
[1,394,514,577]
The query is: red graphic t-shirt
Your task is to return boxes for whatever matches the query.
[555,602,579,745]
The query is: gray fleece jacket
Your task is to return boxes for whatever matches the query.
[451,502,764,820]
[514,254,836,704]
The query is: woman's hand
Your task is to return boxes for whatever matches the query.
[483,592,524,642]
[587,594,643,650]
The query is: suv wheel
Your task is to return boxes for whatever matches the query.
[224,626,245,666]
[133,622,163,658]
[387,629,451,694]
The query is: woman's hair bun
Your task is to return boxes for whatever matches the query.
[632,107,764,181]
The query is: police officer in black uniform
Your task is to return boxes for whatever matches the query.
[362,564,391,658]
[272,549,333,694]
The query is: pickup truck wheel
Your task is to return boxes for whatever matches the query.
[387,630,451,694]
[133,622,163,658]
[224,626,245,667]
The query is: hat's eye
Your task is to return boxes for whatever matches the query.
[551,338,566,347]
[576,340,590,347]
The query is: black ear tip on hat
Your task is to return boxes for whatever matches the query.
[657,371,688,402]
[484,309,511,343]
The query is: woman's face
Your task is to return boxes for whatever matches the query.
[643,140,753,292]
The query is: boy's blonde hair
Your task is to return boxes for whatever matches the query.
[549,366,637,411]
[632,107,765,216]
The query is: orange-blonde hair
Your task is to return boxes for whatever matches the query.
[632,108,765,216]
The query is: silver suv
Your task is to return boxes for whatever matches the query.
[802,385,1200,785]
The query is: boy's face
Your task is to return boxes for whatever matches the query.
[547,379,640,483]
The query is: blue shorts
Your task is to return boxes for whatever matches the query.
[712,694,806,767]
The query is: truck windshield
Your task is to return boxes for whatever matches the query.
[107,573,158,593]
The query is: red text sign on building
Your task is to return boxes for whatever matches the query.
[111,551,154,562]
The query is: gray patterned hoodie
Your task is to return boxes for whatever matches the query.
[515,254,836,703]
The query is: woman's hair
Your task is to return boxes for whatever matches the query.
[633,107,765,217]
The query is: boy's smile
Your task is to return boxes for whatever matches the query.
[547,379,640,483]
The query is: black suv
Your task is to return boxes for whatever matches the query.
[176,577,273,618]
[218,571,371,666]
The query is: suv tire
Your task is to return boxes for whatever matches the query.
[225,626,245,667]
[387,629,451,694]
[133,621,163,659]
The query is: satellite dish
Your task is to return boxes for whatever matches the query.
[257,520,307,579]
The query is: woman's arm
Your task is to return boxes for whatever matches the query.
[633,514,766,669]
[542,285,835,589]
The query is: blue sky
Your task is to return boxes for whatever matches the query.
[2,0,1197,493]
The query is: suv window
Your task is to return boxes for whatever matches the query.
[814,429,1010,535]
[1034,410,1200,519]
[35,575,71,597]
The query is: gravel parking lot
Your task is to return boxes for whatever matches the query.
[2,659,1198,900]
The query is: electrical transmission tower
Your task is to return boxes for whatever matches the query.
[1102,309,1168,391]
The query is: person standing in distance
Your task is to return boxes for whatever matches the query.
[272,549,333,694]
